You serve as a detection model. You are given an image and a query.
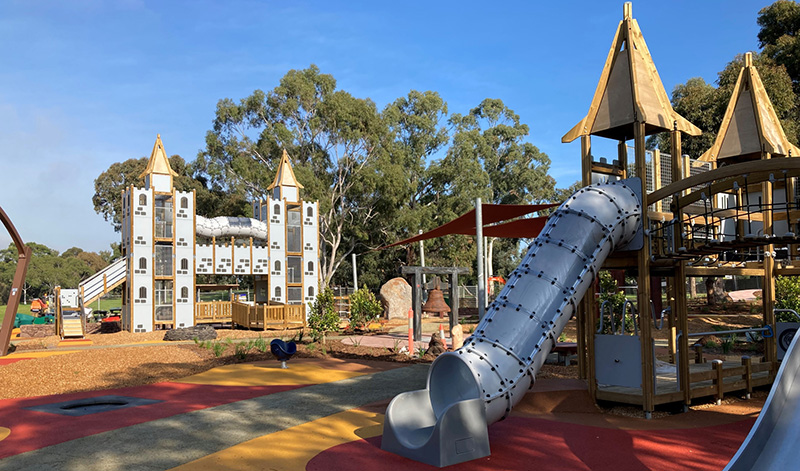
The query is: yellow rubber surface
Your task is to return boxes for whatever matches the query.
[176,362,367,386]
[5,350,79,359]
[0,427,9,442]
[57,340,93,347]
[170,409,383,471]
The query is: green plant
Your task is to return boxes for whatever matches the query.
[308,287,341,344]
[307,343,317,353]
[392,339,401,352]
[252,336,268,353]
[416,346,426,358]
[705,340,719,349]
[721,335,735,354]
[211,341,226,357]
[349,336,362,347]
[558,332,567,343]
[234,341,252,360]
[776,276,800,322]
[348,286,383,330]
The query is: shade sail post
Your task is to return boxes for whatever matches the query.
[476,198,485,320]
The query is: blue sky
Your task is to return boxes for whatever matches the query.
[0,0,773,254]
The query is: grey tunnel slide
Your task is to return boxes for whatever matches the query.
[382,179,643,467]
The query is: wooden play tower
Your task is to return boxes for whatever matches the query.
[565,3,800,415]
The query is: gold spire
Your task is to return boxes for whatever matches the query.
[699,52,800,162]
[562,2,701,143]
[267,149,304,190]
[140,134,178,178]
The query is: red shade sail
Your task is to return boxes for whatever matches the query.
[380,203,557,249]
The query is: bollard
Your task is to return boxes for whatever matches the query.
[408,307,413,354]
[439,323,446,349]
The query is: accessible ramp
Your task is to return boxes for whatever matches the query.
[724,327,800,470]
[382,179,643,467]
[79,257,127,306]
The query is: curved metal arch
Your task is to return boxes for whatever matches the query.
[0,206,32,356]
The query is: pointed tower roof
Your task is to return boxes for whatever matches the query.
[267,149,304,190]
[139,134,178,178]
[562,3,701,143]
[699,53,800,162]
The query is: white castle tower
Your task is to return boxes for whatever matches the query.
[121,135,196,332]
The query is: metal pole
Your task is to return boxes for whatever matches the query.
[419,229,426,286]
[476,198,485,319]
[352,253,358,290]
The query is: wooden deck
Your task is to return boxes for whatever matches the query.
[596,358,774,406]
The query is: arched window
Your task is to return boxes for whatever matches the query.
[139,287,147,299]
[139,194,147,206]
[274,204,281,215]
[307,261,314,272]
[180,197,188,209]
[181,258,189,271]
[181,286,189,299]
[308,286,314,298]
[139,257,147,270]
[275,286,281,298]
[307,206,313,217]
[275,260,281,272]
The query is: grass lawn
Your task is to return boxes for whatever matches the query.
[1,298,123,325]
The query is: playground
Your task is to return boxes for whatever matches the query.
[6,2,800,469]
[0,316,768,470]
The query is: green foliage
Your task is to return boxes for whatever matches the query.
[759,0,800,92]
[597,271,633,334]
[252,336,268,353]
[776,276,800,321]
[233,341,252,360]
[721,335,736,354]
[416,346,427,358]
[308,287,340,343]
[348,286,382,330]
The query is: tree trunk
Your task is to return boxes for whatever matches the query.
[705,276,727,305]
[689,277,697,298]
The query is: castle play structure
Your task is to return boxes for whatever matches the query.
[42,137,320,338]
[383,3,800,467]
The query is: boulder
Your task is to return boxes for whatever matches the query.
[451,324,464,350]
[163,325,217,341]
[425,331,447,357]
[380,277,412,320]
[19,324,54,338]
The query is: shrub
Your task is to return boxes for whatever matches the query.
[348,286,383,330]
[776,276,800,322]
[308,287,340,344]
[597,271,633,334]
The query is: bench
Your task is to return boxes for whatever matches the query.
[551,342,578,366]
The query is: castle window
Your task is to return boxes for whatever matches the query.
[139,287,147,299]
[274,260,281,272]
[308,286,314,298]
[180,197,188,209]
[274,203,281,215]
[181,286,189,299]
[181,258,189,271]
[307,261,314,272]
[139,194,147,206]
[139,257,147,270]
[307,206,313,218]
[275,286,281,298]
[287,208,302,252]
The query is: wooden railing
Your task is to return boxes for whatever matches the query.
[688,356,774,402]
[231,301,306,330]
[195,301,233,324]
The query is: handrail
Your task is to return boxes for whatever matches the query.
[679,326,774,341]
[622,299,639,336]
[654,305,669,331]
[774,309,800,323]
[598,300,614,334]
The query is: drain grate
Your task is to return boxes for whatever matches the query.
[24,395,162,417]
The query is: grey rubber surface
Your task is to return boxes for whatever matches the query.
[0,363,429,471]
[724,332,800,470]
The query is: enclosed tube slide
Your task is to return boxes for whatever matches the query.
[195,215,269,240]
[382,179,643,467]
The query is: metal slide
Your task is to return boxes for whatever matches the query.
[382,179,643,467]
[724,327,800,470]
[195,215,269,240]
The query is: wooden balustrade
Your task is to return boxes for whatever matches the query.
[230,300,306,330]
[194,301,232,323]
